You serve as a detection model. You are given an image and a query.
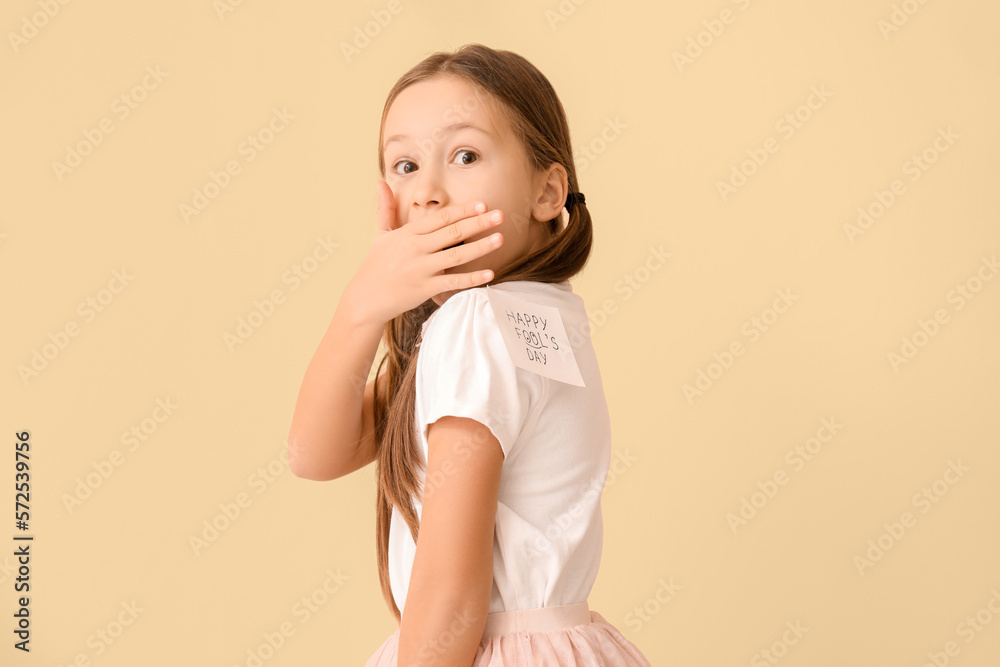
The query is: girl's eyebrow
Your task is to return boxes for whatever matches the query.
[383,122,492,151]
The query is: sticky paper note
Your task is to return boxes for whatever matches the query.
[486,286,585,387]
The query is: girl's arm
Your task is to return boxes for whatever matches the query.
[398,415,503,665]
[287,283,385,481]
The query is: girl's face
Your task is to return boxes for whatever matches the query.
[381,75,558,305]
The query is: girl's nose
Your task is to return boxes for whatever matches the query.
[410,163,447,211]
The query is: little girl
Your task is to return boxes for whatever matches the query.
[288,43,652,666]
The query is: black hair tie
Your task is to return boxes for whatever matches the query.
[565,192,587,210]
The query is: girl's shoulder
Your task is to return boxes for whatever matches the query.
[422,279,580,339]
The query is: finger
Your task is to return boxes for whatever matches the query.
[433,267,495,298]
[412,200,488,236]
[431,207,503,254]
[431,230,503,271]
[459,266,496,289]
[375,179,397,233]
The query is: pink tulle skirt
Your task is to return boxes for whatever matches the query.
[365,601,652,666]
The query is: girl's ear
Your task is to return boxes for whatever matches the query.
[531,162,570,223]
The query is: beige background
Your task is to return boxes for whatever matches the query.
[3,0,999,664]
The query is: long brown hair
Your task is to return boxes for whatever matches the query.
[372,43,594,623]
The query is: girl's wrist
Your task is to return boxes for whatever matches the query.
[338,280,388,331]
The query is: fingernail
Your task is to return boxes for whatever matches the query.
[475,202,486,213]
[490,211,502,222]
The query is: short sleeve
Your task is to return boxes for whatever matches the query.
[417,288,539,461]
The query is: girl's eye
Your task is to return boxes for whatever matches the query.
[392,160,416,175]
[453,150,479,166]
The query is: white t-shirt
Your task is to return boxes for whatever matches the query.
[387,279,613,616]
